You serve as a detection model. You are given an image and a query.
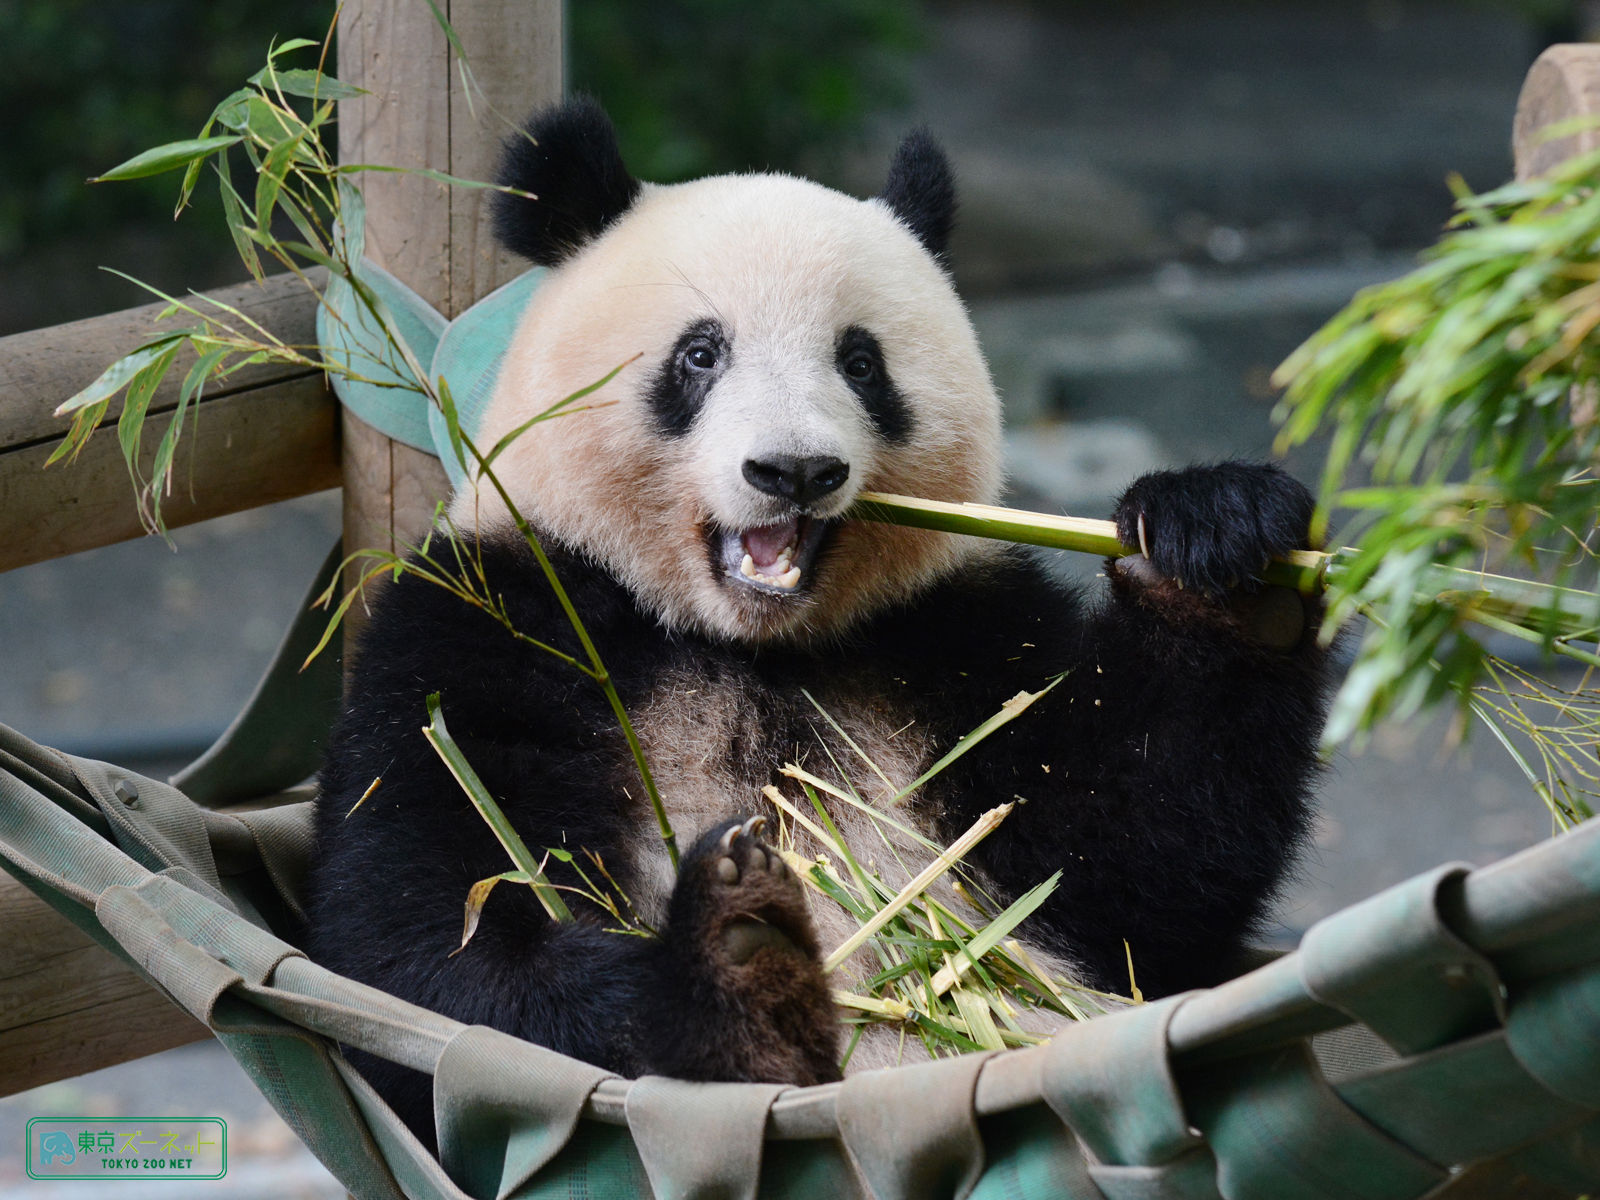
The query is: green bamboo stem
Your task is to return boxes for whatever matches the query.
[423,693,574,922]
[846,491,1600,645]
[847,492,1328,591]
[469,446,679,871]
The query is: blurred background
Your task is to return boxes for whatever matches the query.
[0,1,1586,1195]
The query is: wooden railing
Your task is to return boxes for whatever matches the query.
[0,274,335,575]
[0,0,559,1097]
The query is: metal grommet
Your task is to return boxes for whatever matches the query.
[114,780,140,809]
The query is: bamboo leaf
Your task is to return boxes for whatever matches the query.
[453,870,532,955]
[52,334,191,418]
[268,37,321,56]
[92,137,242,182]
[335,163,532,195]
[422,693,573,923]
[479,356,639,472]
[247,66,367,100]
[890,676,1066,805]
[928,872,1062,995]
[45,401,111,467]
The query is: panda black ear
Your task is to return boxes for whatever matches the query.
[491,97,643,267]
[878,128,956,259]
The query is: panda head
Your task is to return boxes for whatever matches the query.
[452,99,1003,645]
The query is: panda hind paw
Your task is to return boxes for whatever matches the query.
[657,816,840,1085]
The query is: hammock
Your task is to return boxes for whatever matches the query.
[4,544,1600,1200]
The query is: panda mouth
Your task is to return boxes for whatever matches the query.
[716,516,831,595]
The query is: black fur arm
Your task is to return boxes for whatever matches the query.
[905,465,1331,997]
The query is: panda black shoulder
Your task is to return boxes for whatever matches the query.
[323,533,660,790]
[849,547,1089,703]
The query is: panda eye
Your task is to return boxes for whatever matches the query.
[844,354,876,383]
[685,345,718,371]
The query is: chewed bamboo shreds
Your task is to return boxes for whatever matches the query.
[820,803,1013,973]
[928,871,1062,995]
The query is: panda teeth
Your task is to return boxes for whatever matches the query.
[738,550,804,590]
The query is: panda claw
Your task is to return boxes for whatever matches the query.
[1137,512,1150,560]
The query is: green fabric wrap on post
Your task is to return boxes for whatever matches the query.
[316,255,547,478]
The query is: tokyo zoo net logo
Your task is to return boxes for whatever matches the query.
[26,1118,226,1180]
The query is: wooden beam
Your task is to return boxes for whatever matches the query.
[0,375,339,575]
[1514,44,1600,182]
[0,272,319,450]
[336,0,562,645]
[0,874,209,1099]
[0,272,338,573]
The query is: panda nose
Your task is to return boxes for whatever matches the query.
[742,455,850,507]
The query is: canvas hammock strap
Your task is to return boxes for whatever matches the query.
[8,699,1600,1199]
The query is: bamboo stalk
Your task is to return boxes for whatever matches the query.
[846,491,1600,641]
[422,693,573,922]
[847,491,1328,591]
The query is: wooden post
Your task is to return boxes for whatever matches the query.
[336,0,563,643]
[1514,44,1600,182]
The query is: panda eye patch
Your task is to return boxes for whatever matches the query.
[836,325,913,443]
[648,318,728,437]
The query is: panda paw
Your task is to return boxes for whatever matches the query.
[653,816,840,1085]
[1109,463,1317,650]
[1111,462,1314,596]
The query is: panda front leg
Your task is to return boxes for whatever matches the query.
[1107,461,1323,652]
[636,816,841,1086]
[1094,462,1329,986]
[982,462,1331,998]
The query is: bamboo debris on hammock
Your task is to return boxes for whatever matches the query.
[754,688,1130,1060]
[432,674,1127,1058]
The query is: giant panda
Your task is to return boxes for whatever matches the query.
[306,98,1332,1146]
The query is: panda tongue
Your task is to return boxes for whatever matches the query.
[744,519,800,570]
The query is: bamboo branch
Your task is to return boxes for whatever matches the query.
[846,491,1600,646]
